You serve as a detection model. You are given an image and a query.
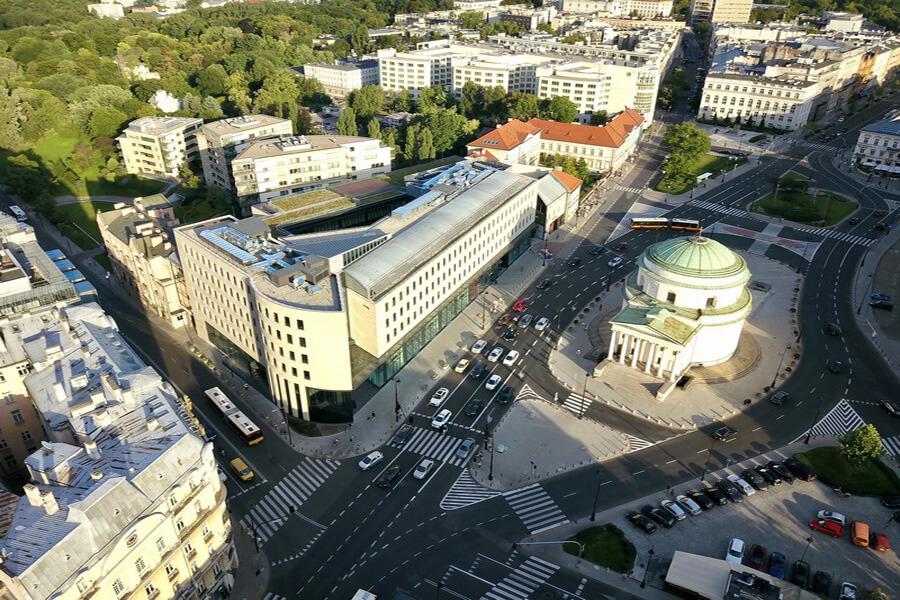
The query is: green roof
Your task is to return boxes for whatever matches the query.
[644,235,746,278]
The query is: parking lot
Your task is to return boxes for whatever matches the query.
[616,454,900,596]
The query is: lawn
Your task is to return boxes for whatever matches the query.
[656,153,747,194]
[564,524,636,573]
[174,198,225,224]
[751,189,857,226]
[54,201,116,250]
[33,133,81,164]
[794,446,900,497]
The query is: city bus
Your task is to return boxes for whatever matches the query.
[630,217,670,230]
[204,387,264,445]
[8,206,26,222]
[669,218,702,232]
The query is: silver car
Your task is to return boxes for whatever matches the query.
[456,438,476,460]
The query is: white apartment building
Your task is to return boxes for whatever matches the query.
[0,303,235,600]
[196,115,293,195]
[175,163,577,422]
[302,59,380,99]
[855,117,900,171]
[377,43,483,97]
[87,3,125,18]
[536,61,660,123]
[117,117,202,178]
[451,53,549,97]
[689,0,751,24]
[454,0,501,8]
[231,135,391,208]
[698,73,818,131]
[563,0,672,17]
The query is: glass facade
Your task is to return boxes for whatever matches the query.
[306,388,355,423]
[205,323,265,385]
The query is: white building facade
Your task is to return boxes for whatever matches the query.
[117,117,202,178]
[855,117,900,171]
[302,60,380,99]
[698,73,818,131]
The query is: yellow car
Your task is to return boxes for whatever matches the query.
[454,358,470,373]
[230,458,254,481]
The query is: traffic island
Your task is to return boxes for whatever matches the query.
[794,446,900,497]
[750,172,858,226]
[564,524,636,574]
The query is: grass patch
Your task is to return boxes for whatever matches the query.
[656,153,747,194]
[33,133,81,163]
[54,201,116,250]
[751,190,856,226]
[174,198,224,224]
[385,156,462,186]
[94,252,113,273]
[749,134,767,143]
[794,446,900,497]
[564,524,636,573]
[270,189,342,212]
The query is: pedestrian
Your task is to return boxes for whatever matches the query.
[243,383,249,391]
[371,411,375,419]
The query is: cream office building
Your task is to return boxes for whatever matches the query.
[117,117,202,178]
[698,73,818,131]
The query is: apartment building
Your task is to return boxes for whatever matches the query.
[855,117,900,171]
[196,115,293,194]
[0,303,235,600]
[377,43,484,97]
[117,117,202,178]
[175,163,579,422]
[698,73,817,130]
[97,195,191,328]
[689,0,751,24]
[451,53,550,97]
[231,135,391,211]
[562,0,672,17]
[302,59,380,99]
[454,0,501,8]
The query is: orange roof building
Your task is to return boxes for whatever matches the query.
[466,119,542,166]
[551,169,583,193]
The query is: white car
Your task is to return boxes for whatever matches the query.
[431,408,452,429]
[485,374,502,391]
[660,499,686,521]
[413,458,435,480]
[472,340,487,354]
[358,451,384,471]
[817,510,846,526]
[839,582,857,600]
[502,350,520,367]
[675,494,702,516]
[725,538,745,564]
[608,256,623,268]
[727,474,756,496]
[487,347,503,362]
[534,317,549,331]
[429,387,449,407]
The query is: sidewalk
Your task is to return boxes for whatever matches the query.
[229,525,270,600]
[829,152,900,197]
[641,154,767,206]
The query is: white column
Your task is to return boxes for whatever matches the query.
[630,338,640,368]
[657,346,668,377]
[668,352,679,382]
[618,335,629,364]
[645,343,657,373]
[608,330,618,361]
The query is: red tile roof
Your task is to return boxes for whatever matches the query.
[527,109,645,148]
[551,170,582,192]
[468,148,498,160]
[467,119,541,151]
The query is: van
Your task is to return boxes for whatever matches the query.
[850,520,869,547]
[230,457,254,481]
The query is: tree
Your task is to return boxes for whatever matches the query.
[459,82,483,120]
[336,107,358,136]
[348,85,386,119]
[507,93,540,121]
[840,425,883,465]
[418,85,446,113]
[350,25,369,55]
[459,11,484,29]
[662,122,710,160]
[575,158,591,185]
[89,106,128,139]
[296,107,315,134]
[394,89,414,113]
[367,117,381,139]
[200,96,224,120]
[483,85,508,124]
[254,72,299,118]
[226,72,253,115]
[196,64,229,97]
[417,108,479,155]
[589,111,610,126]
[540,96,578,123]
[862,590,890,600]
[404,125,418,163]
[417,128,435,161]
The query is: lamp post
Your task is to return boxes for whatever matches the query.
[579,369,589,420]
[640,546,655,589]
[700,441,716,483]
[804,401,823,444]
[770,344,791,389]
[799,537,813,563]
[394,378,401,423]
[590,468,603,521]
[250,505,296,553]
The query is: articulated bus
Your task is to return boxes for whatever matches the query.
[204,387,264,445]
[630,217,702,232]
[9,206,26,222]
[669,218,701,232]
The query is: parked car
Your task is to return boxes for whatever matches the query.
[727,475,756,496]
[512,298,527,312]
[870,532,890,552]
[767,552,787,579]
[567,257,582,267]
[431,409,452,429]
[472,340,487,354]
[537,278,553,290]
[358,451,384,471]
[498,313,512,327]
[813,571,832,596]
[870,300,894,311]
[747,544,768,571]
[829,360,843,373]
[703,486,728,506]
[741,469,767,491]
[838,582,858,600]
[716,479,743,503]
[809,518,843,538]
[589,244,605,255]
[767,461,794,484]
[871,292,891,302]
[790,560,811,588]
[471,362,486,379]
[485,374,502,391]
[675,494,702,516]
[456,438,476,460]
[641,504,675,528]
[626,510,657,534]
[725,538,744,564]
[687,489,715,510]
[393,424,414,445]
[711,425,738,441]
[464,398,483,417]
[534,317,550,331]
[518,314,533,329]
[413,458,434,480]
[661,499,686,520]
[784,457,816,481]
[884,401,900,417]
[375,464,402,488]
[497,385,514,404]
[454,358,470,373]
[770,391,790,405]
[429,387,450,407]
[825,322,842,336]
[755,465,781,485]
[608,256,623,268]
[817,510,846,526]
[502,327,518,341]
[487,347,504,362]
[502,350,520,366]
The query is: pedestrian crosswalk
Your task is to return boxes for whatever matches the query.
[515,384,545,403]
[481,556,560,600]
[389,426,469,467]
[615,184,645,194]
[624,433,655,452]
[883,435,900,457]
[800,142,841,153]
[440,469,502,510]
[791,399,866,443]
[503,483,570,534]
[688,199,750,218]
[262,593,286,600]
[239,457,339,545]
[561,392,592,415]
[790,226,875,247]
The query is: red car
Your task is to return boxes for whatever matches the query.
[870,532,890,552]
[512,299,527,312]
[809,519,843,538]
[497,313,511,327]
[875,209,885,217]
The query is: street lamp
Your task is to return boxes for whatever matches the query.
[394,378,401,423]
[699,442,715,483]
[579,369,589,420]
[640,546,655,589]
[770,344,791,389]
[590,468,603,521]
[799,537,813,563]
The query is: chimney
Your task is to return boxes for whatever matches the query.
[90,470,103,481]
[84,440,101,459]
[40,490,59,515]
[23,484,41,507]
[147,418,160,431]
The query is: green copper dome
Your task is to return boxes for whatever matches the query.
[644,235,746,278]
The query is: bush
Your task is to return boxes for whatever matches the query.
[750,134,767,143]
[565,524,636,573]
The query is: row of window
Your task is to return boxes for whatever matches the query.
[704,96,798,113]
[861,136,900,148]
[707,82,804,99]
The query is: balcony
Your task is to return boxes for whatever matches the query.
[148,588,161,600]
[167,568,181,581]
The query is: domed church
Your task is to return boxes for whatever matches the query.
[607,235,752,382]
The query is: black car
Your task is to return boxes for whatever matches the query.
[741,469,768,491]
[813,571,832,595]
[464,398,483,417]
[471,361,486,379]
[829,360,843,373]
[612,242,629,252]
[497,385,513,404]
[790,560,810,589]
[567,257,582,267]
[881,496,900,509]
[849,216,861,225]
[502,328,518,341]
[755,465,781,485]
[375,465,402,488]
[589,245,605,255]
[716,479,743,503]
[711,425,738,442]
[393,424,414,445]
[883,401,900,417]
[537,278,553,290]
[626,510,657,534]
[767,461,794,484]
[703,486,728,506]
[871,300,894,311]
[641,504,676,528]
[687,489,715,510]
[825,323,842,336]
[783,457,816,481]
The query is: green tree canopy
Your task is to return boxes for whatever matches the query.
[336,106,358,136]
[839,424,883,465]
[196,64,229,97]
[540,96,578,123]
[88,105,128,139]
[506,93,540,121]
[348,85,386,119]
[662,122,711,160]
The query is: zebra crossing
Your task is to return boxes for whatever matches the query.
[481,556,560,600]
[800,142,841,153]
[561,392,592,415]
[262,593,286,600]
[883,435,900,457]
[688,199,750,218]
[615,184,645,194]
[440,469,502,510]
[389,427,469,467]
[624,433,655,452]
[503,483,570,534]
[790,226,875,247]
[515,384,544,403]
[239,457,339,545]
[791,399,865,443]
